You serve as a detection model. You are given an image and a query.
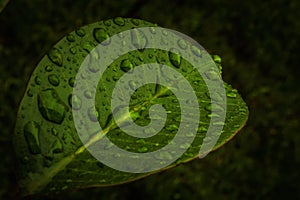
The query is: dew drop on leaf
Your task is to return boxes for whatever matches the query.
[93,28,110,45]
[68,94,82,110]
[130,28,147,49]
[120,59,133,72]
[50,139,63,153]
[136,139,145,144]
[179,143,190,149]
[87,107,99,122]
[84,90,93,99]
[82,41,96,53]
[51,127,58,136]
[198,126,208,132]
[23,121,41,154]
[138,146,148,153]
[149,27,156,34]
[113,17,125,26]
[177,39,187,50]
[66,34,75,42]
[34,76,41,85]
[204,103,212,111]
[154,151,173,160]
[129,80,137,90]
[169,48,181,68]
[68,77,75,87]
[205,70,220,81]
[212,55,221,64]
[48,74,60,86]
[191,45,202,57]
[27,89,33,97]
[212,121,225,126]
[69,47,77,54]
[227,89,238,98]
[38,89,66,124]
[45,65,53,72]
[48,48,63,66]
[103,19,111,26]
[131,18,140,26]
[75,28,86,37]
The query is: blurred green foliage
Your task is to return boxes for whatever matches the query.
[0,0,299,199]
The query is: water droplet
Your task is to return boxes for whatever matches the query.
[212,55,221,64]
[149,27,156,34]
[68,94,82,110]
[27,89,33,97]
[113,17,125,26]
[198,126,208,132]
[84,90,93,99]
[130,112,140,121]
[205,103,212,111]
[45,65,53,72]
[179,143,190,149]
[191,45,202,57]
[131,18,140,26]
[205,91,224,102]
[205,70,220,80]
[154,151,173,160]
[66,34,75,42]
[154,143,160,147]
[227,89,237,98]
[69,47,77,54]
[103,20,111,26]
[88,107,99,122]
[23,121,41,154]
[112,75,119,81]
[148,53,153,59]
[239,107,248,114]
[51,127,58,136]
[131,29,147,49]
[136,139,145,144]
[48,48,63,66]
[169,48,181,68]
[125,146,131,150]
[162,29,168,36]
[38,89,66,124]
[143,127,156,135]
[68,77,75,87]
[105,77,111,82]
[48,74,60,86]
[129,80,137,90]
[185,132,194,137]
[93,28,110,45]
[177,39,187,49]
[82,41,96,53]
[138,146,148,153]
[51,139,63,153]
[166,124,178,131]
[207,112,220,118]
[75,28,86,37]
[35,76,41,85]
[212,121,225,126]
[120,59,133,72]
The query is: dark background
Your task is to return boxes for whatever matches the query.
[0,0,299,199]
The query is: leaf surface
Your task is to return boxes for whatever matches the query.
[13,18,249,196]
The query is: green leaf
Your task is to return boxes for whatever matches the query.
[13,18,249,197]
[0,0,9,13]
